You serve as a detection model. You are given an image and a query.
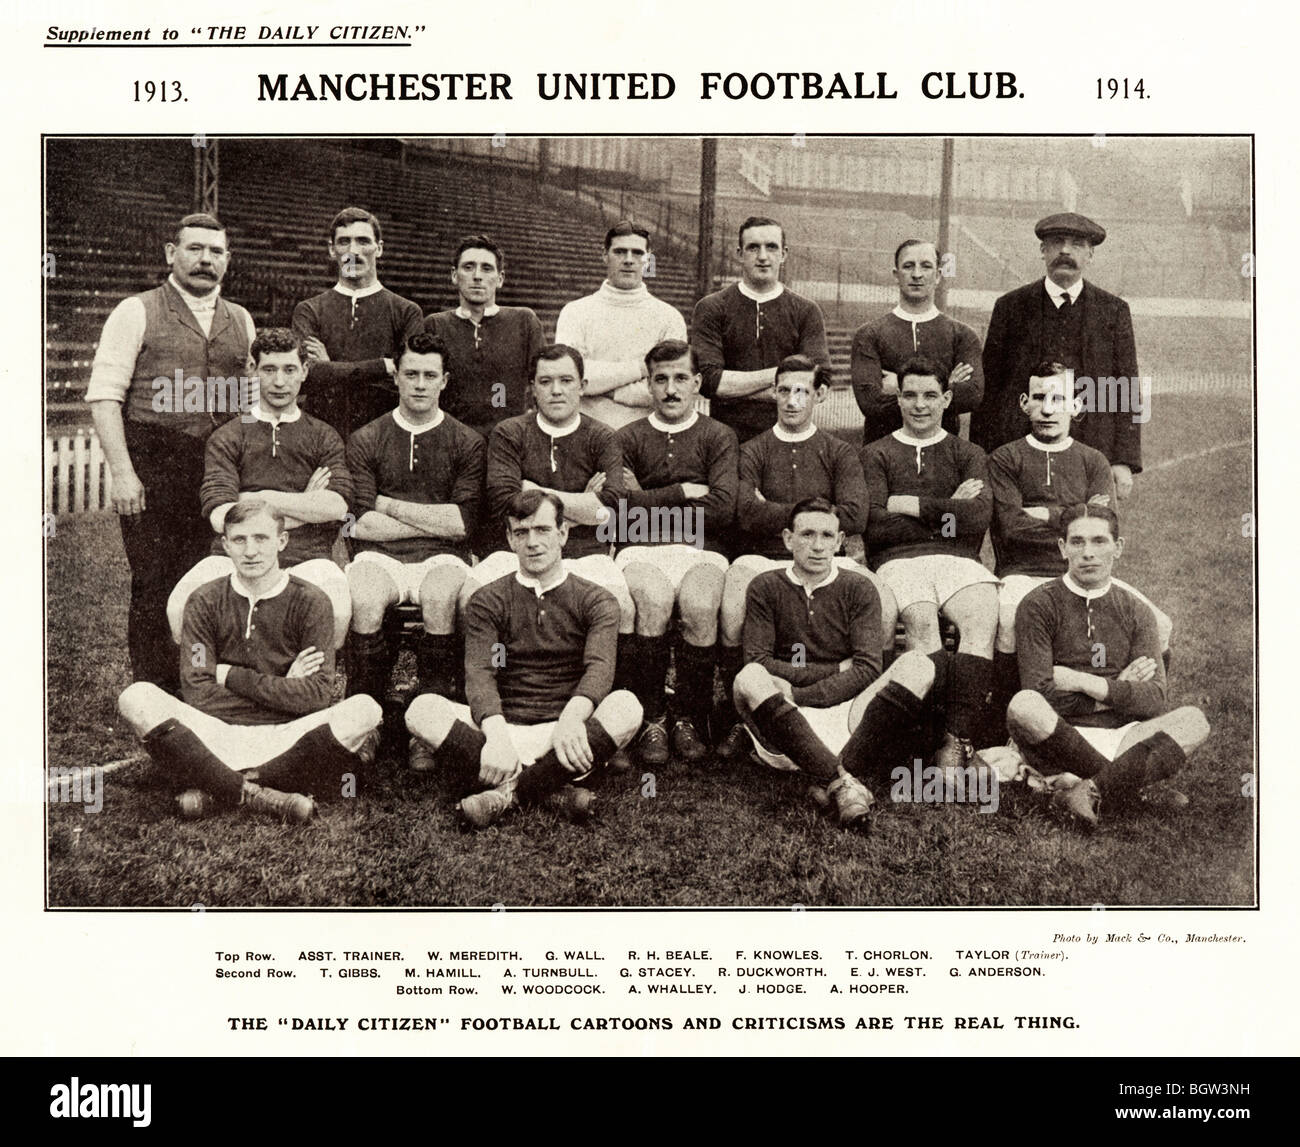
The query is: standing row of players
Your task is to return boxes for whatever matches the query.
[90,207,1206,831]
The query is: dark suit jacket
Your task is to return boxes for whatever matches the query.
[971,278,1142,473]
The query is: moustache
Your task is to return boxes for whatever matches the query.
[1052,256,1077,267]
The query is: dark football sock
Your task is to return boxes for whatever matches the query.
[142,718,244,805]
[433,718,488,797]
[623,633,670,723]
[716,644,745,723]
[673,638,717,730]
[254,724,358,798]
[514,719,619,806]
[346,629,394,701]
[948,652,992,740]
[1022,717,1111,780]
[415,632,459,699]
[839,680,928,785]
[986,651,1020,743]
[750,693,839,780]
[1094,731,1187,798]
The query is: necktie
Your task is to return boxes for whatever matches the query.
[1059,295,1072,311]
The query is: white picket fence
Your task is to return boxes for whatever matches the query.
[45,429,113,515]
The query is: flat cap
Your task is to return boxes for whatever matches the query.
[1034,212,1106,245]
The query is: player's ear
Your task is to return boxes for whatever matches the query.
[782,527,795,554]
[815,384,829,405]
[1113,536,1124,560]
[1057,537,1069,561]
[276,529,289,553]
[1019,392,1031,414]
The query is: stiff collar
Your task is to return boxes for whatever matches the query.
[333,281,384,299]
[229,569,290,604]
[891,304,941,323]
[166,274,220,313]
[1024,433,1074,453]
[785,561,839,597]
[537,412,580,438]
[737,279,785,304]
[454,303,501,320]
[393,408,444,435]
[515,566,569,596]
[891,428,948,448]
[249,403,301,425]
[773,423,817,443]
[1044,277,1084,306]
[1062,572,1112,601]
[648,410,699,434]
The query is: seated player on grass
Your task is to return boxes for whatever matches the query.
[118,501,383,823]
[473,344,633,631]
[167,328,353,652]
[614,340,737,765]
[862,354,998,772]
[716,355,897,761]
[343,332,486,733]
[1007,503,1208,825]
[988,361,1173,674]
[733,497,940,826]
[405,490,643,829]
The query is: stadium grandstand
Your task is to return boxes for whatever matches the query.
[44,135,1251,506]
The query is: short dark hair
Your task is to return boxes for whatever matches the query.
[1030,360,1072,380]
[788,496,840,531]
[174,213,224,244]
[224,498,286,535]
[738,215,785,248]
[531,343,584,382]
[1059,502,1120,542]
[893,238,937,267]
[396,331,449,371]
[250,327,304,365]
[329,206,382,243]
[605,220,651,250]
[453,233,504,271]
[505,488,565,527]
[775,354,827,389]
[644,339,695,373]
[897,354,949,390]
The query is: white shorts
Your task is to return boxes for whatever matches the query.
[346,550,471,604]
[1076,722,1141,762]
[132,690,357,773]
[443,700,560,768]
[748,698,855,772]
[168,555,351,647]
[615,545,729,591]
[877,554,998,614]
[467,551,633,620]
[997,574,1173,654]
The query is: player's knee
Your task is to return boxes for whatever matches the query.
[734,661,775,708]
[333,694,383,742]
[404,692,455,749]
[597,690,643,745]
[890,649,936,698]
[1168,706,1210,751]
[118,681,171,735]
[1007,690,1054,739]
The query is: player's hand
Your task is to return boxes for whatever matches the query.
[287,646,325,679]
[1111,464,1134,501]
[1088,493,1112,507]
[622,467,642,491]
[951,478,985,500]
[305,466,332,492]
[551,713,594,775]
[752,487,766,502]
[1052,665,1084,692]
[880,370,900,395]
[949,362,974,388]
[1024,506,1051,521]
[479,737,521,788]
[681,483,709,499]
[584,471,606,495]
[1117,657,1157,683]
[303,336,330,364]
[110,469,146,516]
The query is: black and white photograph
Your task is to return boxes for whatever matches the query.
[42,133,1255,909]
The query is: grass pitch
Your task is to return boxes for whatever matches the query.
[43,396,1256,908]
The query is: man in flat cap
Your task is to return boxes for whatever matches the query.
[971,213,1142,501]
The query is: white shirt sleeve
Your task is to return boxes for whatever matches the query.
[84,296,147,403]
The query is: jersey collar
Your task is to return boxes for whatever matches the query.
[891,304,941,323]
[891,428,948,448]
[515,567,569,596]
[393,408,444,435]
[334,281,384,299]
[785,561,839,596]
[229,569,290,604]
[455,303,501,320]
[1062,572,1112,600]
[648,410,699,434]
[1024,433,1074,452]
[737,280,785,304]
[773,423,817,443]
[249,403,302,425]
[537,412,580,438]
